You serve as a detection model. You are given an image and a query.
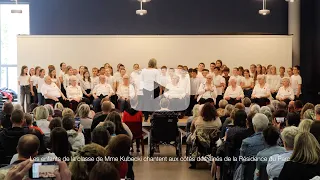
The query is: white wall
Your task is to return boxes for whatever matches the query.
[17,35,292,73]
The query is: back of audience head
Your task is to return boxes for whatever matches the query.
[224,104,234,117]
[54,102,64,111]
[250,104,260,114]
[291,132,320,165]
[234,110,247,128]
[201,103,217,121]
[17,134,40,159]
[106,134,131,158]
[219,99,228,109]
[44,104,54,117]
[62,116,75,131]
[70,143,107,180]
[301,103,315,119]
[198,98,206,105]
[286,112,300,127]
[3,101,13,115]
[160,98,170,109]
[62,108,75,119]
[234,103,245,111]
[281,126,299,150]
[288,101,295,112]
[29,103,39,114]
[230,108,239,120]
[242,97,251,108]
[89,162,120,180]
[101,101,113,113]
[315,104,320,120]
[267,104,275,113]
[11,109,25,126]
[252,113,269,132]
[298,119,314,132]
[92,126,111,148]
[24,113,33,126]
[50,127,72,160]
[272,109,287,129]
[35,106,49,120]
[49,117,62,131]
[78,104,90,118]
[100,121,115,134]
[278,101,287,111]
[106,111,125,135]
[294,100,303,111]
[13,103,23,111]
[260,106,273,123]
[263,126,280,146]
[28,128,48,155]
[310,121,320,144]
[302,109,315,120]
[270,100,280,111]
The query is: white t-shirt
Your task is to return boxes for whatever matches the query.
[190,77,201,95]
[178,76,190,94]
[80,79,92,90]
[117,84,130,99]
[276,86,294,100]
[196,71,203,78]
[242,77,254,89]
[266,75,281,91]
[30,75,39,87]
[37,77,45,92]
[106,76,115,90]
[213,75,225,95]
[130,71,141,84]
[59,70,65,78]
[66,85,83,99]
[18,75,30,86]
[291,75,302,95]
[252,84,270,98]
[41,83,61,99]
[231,75,244,86]
[92,83,114,96]
[91,76,99,90]
[160,74,169,87]
[224,86,244,99]
[164,83,186,99]
[140,69,160,91]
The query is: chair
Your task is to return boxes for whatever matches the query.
[124,122,145,155]
[258,164,269,180]
[83,129,91,144]
[149,111,181,157]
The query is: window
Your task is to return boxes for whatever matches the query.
[0,4,29,93]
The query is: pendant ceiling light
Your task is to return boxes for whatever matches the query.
[138,0,151,2]
[259,0,270,15]
[136,1,147,16]
[11,0,22,13]
[285,0,294,2]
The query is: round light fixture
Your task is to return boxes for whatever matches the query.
[259,9,270,15]
[136,9,147,16]
[138,0,151,2]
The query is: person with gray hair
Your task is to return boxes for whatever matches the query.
[197,74,217,103]
[66,75,83,112]
[315,104,320,121]
[250,104,261,114]
[252,74,271,106]
[271,100,280,111]
[78,104,93,129]
[44,104,54,121]
[239,113,268,179]
[34,106,50,136]
[266,126,299,179]
[13,103,23,111]
[164,75,186,111]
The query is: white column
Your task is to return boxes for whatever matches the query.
[288,0,301,66]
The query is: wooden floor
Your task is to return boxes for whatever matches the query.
[132,145,212,180]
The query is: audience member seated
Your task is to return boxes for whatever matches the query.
[69,143,107,180]
[106,111,133,139]
[217,99,228,117]
[91,101,112,131]
[62,116,85,151]
[89,161,120,180]
[0,109,29,164]
[116,74,133,112]
[220,104,235,138]
[78,104,93,129]
[251,75,271,107]
[267,126,299,179]
[24,113,43,134]
[300,103,314,119]
[54,102,64,112]
[302,109,315,120]
[286,112,300,127]
[254,126,285,180]
[224,76,244,105]
[277,101,287,111]
[62,108,75,119]
[66,75,84,111]
[106,134,132,179]
[238,113,269,180]
[293,100,303,116]
[298,119,313,132]
[278,132,320,180]
[310,121,320,144]
[259,106,273,123]
[34,106,50,136]
[186,104,201,134]
[197,74,217,103]
[103,121,117,137]
[315,104,320,121]
[0,134,39,177]
[242,97,252,115]
[0,101,13,129]
[44,104,54,121]
[50,127,72,161]
[164,75,187,111]
[41,76,68,107]
[276,77,294,104]
[92,75,114,112]
[48,117,62,131]
[92,126,111,148]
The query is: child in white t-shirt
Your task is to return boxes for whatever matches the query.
[291,66,302,99]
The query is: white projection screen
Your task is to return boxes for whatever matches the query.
[17,35,292,73]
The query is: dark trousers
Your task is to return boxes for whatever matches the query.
[244,89,253,98]
[216,95,223,108]
[93,95,107,112]
[45,97,70,107]
[118,98,130,112]
[252,97,269,107]
[228,98,241,105]
[271,92,277,99]
[30,86,38,104]
[37,93,45,105]
[186,95,197,116]
[142,87,160,120]
[20,85,31,112]
[84,89,93,104]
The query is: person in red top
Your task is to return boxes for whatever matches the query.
[24,113,43,134]
[122,102,143,152]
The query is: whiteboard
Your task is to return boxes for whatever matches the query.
[17,35,292,73]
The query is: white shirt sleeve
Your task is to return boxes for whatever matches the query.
[224,86,230,98]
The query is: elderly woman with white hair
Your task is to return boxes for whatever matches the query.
[276,77,294,104]
[164,74,187,111]
[116,74,135,112]
[41,76,68,107]
[66,75,84,112]
[197,74,217,103]
[266,66,281,99]
[35,106,50,136]
[252,74,271,106]
[224,76,244,105]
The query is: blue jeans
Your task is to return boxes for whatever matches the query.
[37,93,45,105]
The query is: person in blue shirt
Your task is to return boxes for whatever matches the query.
[266,126,299,179]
